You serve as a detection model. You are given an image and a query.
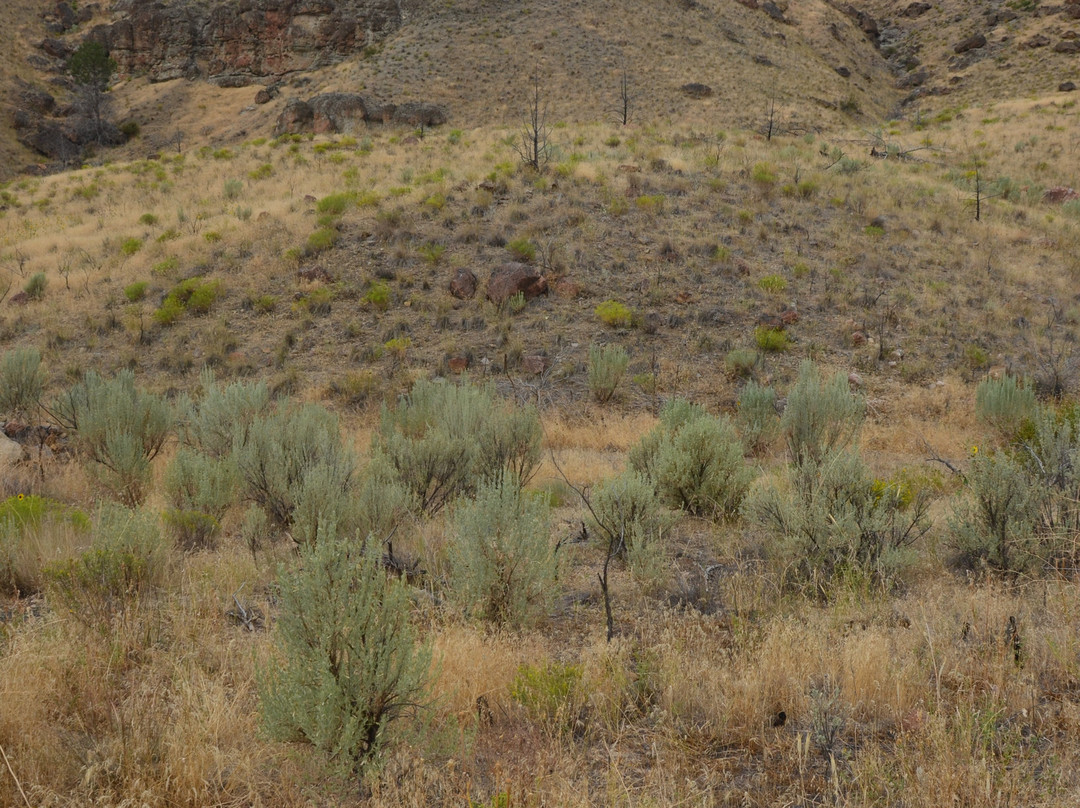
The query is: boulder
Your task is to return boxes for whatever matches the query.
[274,98,313,136]
[1043,186,1079,204]
[1060,81,1077,92]
[1054,40,1080,54]
[521,355,550,376]
[954,34,987,54]
[902,2,931,17]
[680,82,713,98]
[310,93,369,133]
[486,263,547,305]
[1026,34,1051,48]
[0,434,24,475]
[449,268,477,300]
[835,66,851,77]
[392,102,448,127]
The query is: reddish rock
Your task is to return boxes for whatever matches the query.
[1043,186,1079,204]
[780,309,799,326]
[954,34,987,54]
[449,268,477,300]
[448,355,469,374]
[1026,34,1051,48]
[7,292,30,306]
[274,98,313,136]
[486,263,548,305]
[297,266,333,283]
[552,279,584,299]
[310,93,368,134]
[521,355,550,376]
[848,372,864,389]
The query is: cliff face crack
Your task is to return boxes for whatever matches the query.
[92,0,409,84]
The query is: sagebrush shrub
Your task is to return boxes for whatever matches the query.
[0,346,44,418]
[630,399,750,519]
[376,379,541,515]
[52,370,173,506]
[736,381,779,454]
[259,534,431,773]
[975,374,1035,442]
[163,448,238,549]
[590,471,668,578]
[588,343,629,403]
[448,472,556,626]
[782,361,864,465]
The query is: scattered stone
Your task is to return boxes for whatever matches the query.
[642,311,662,334]
[840,4,880,43]
[273,98,313,136]
[780,309,799,326]
[954,34,987,54]
[521,355,550,376]
[848,372,864,389]
[297,266,333,283]
[0,434,25,474]
[448,355,469,374]
[753,54,774,67]
[836,66,851,77]
[392,102,449,128]
[449,268,478,300]
[850,331,866,346]
[486,262,548,305]
[1060,81,1077,92]
[7,292,30,306]
[897,68,929,89]
[1054,40,1080,54]
[1043,186,1079,203]
[1026,34,1051,48]
[309,92,368,134]
[902,2,931,17]
[552,279,584,299]
[761,1,786,22]
[254,87,276,104]
[680,82,714,98]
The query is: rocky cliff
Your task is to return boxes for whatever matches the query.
[92,0,417,85]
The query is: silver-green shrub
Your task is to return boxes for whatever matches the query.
[376,379,541,515]
[975,374,1035,442]
[745,452,929,593]
[736,381,779,454]
[53,370,173,506]
[588,343,629,403]
[259,533,431,773]
[782,361,864,465]
[590,470,668,576]
[448,472,556,626]
[177,368,271,458]
[162,448,238,549]
[234,402,355,543]
[629,399,750,519]
[948,450,1040,574]
[0,346,44,418]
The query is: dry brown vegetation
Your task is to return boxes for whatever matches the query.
[2,1,1080,806]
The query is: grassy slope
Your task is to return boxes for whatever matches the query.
[0,0,53,176]
[1,1,1080,806]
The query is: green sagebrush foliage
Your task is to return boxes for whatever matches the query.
[744,451,930,596]
[162,448,238,550]
[375,379,541,515]
[51,369,173,506]
[0,346,45,418]
[975,373,1035,443]
[589,470,669,581]
[782,360,864,466]
[448,472,556,626]
[587,343,629,403]
[176,368,271,459]
[258,533,431,774]
[628,399,751,519]
[44,505,170,628]
[736,380,780,454]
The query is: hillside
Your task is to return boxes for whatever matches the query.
[1,1,1080,806]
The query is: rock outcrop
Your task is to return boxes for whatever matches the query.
[92,0,417,84]
[274,93,448,134]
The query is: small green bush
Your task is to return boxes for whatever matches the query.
[259,534,431,773]
[507,237,537,262]
[316,192,354,216]
[630,401,751,520]
[588,343,629,403]
[375,379,542,515]
[752,162,777,185]
[52,370,173,506]
[782,361,864,466]
[975,374,1035,442]
[0,494,90,597]
[249,163,274,180]
[590,470,667,570]
[120,237,143,257]
[306,227,338,253]
[123,280,148,302]
[0,347,44,417]
[510,661,584,733]
[154,277,223,324]
[44,505,170,628]
[362,281,391,311]
[163,448,238,550]
[448,473,556,626]
[223,179,243,199]
[754,326,789,352]
[139,212,159,226]
[725,348,759,378]
[595,300,635,328]
[736,381,779,453]
[24,272,47,300]
[758,274,788,294]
